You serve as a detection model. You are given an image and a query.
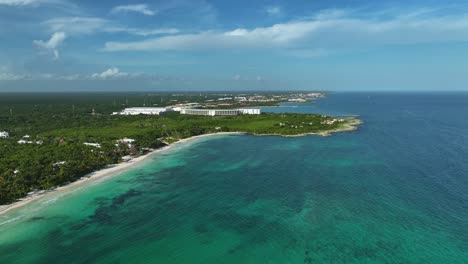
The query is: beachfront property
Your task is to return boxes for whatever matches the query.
[0,131,9,138]
[113,107,174,116]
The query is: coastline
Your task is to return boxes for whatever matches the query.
[0,132,245,217]
[0,117,361,217]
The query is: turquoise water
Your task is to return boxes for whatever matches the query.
[1,93,467,263]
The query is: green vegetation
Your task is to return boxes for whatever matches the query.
[0,92,358,205]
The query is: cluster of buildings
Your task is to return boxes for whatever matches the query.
[115,138,135,148]
[18,135,43,145]
[84,138,136,149]
[320,118,345,125]
[113,107,261,116]
[1,132,45,145]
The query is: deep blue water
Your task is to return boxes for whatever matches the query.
[0,92,467,263]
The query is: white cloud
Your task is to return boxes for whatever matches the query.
[0,73,23,80]
[111,4,156,16]
[91,67,129,79]
[265,6,282,16]
[42,17,178,36]
[126,28,179,36]
[0,66,171,81]
[33,32,66,59]
[43,17,108,35]
[103,9,468,52]
[0,0,75,8]
[0,70,24,80]
[0,0,36,5]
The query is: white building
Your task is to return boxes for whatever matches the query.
[116,138,135,148]
[0,131,9,138]
[180,109,238,116]
[18,139,43,145]
[53,161,67,167]
[239,109,261,115]
[113,107,174,116]
[117,138,135,144]
[180,108,261,116]
[180,109,214,116]
[84,142,101,148]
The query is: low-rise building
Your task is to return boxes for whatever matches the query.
[53,161,67,167]
[116,138,135,148]
[0,131,9,138]
[180,108,261,116]
[113,107,174,115]
[84,142,101,148]
[239,109,261,115]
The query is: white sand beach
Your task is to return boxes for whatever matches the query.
[0,132,245,217]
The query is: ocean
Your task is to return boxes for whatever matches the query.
[0,92,467,263]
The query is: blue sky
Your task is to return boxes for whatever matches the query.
[1,0,468,91]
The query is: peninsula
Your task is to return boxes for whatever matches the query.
[0,92,361,206]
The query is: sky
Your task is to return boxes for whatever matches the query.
[1,0,468,91]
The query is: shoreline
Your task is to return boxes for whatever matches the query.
[0,117,361,217]
[0,132,245,217]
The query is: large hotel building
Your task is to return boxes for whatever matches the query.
[113,108,261,116]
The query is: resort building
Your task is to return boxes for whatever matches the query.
[113,107,174,116]
[180,108,261,116]
[239,109,262,115]
[114,107,261,116]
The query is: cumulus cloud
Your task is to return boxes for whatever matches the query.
[91,67,129,79]
[103,9,468,53]
[111,4,156,16]
[33,32,66,59]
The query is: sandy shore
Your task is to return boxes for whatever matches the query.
[0,132,244,217]
[0,119,362,217]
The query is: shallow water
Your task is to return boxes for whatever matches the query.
[1,92,467,263]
